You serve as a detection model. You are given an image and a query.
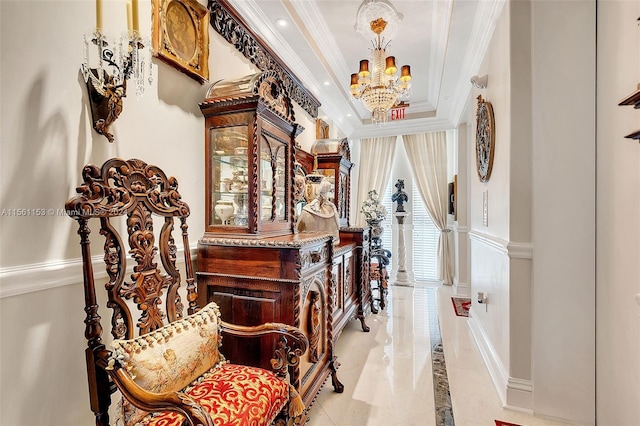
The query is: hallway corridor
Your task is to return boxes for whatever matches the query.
[307,283,572,426]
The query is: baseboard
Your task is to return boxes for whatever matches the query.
[506,377,533,412]
[0,247,198,299]
[453,280,469,297]
[468,315,534,412]
[468,314,509,405]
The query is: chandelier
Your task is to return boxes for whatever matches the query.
[350,14,412,125]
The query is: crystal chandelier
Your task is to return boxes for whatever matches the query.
[350,14,412,125]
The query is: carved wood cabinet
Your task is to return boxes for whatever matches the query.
[197,73,373,421]
[196,230,372,421]
[311,138,354,227]
[199,72,302,238]
[196,233,342,422]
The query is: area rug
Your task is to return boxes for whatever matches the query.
[451,296,471,317]
[495,421,523,426]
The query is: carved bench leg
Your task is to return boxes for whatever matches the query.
[330,356,344,393]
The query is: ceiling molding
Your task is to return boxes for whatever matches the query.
[210,0,505,139]
[428,0,454,108]
[350,117,455,139]
[286,0,367,124]
[449,0,506,126]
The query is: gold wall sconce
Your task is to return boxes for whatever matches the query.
[81,0,152,142]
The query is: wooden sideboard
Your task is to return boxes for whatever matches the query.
[336,227,373,333]
[197,228,371,420]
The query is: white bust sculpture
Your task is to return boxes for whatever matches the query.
[296,179,340,245]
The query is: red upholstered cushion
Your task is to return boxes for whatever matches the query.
[139,363,290,426]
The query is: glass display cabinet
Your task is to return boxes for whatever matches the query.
[310,138,354,227]
[200,72,303,237]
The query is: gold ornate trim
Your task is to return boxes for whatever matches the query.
[199,234,331,247]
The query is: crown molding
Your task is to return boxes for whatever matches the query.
[449,0,506,125]
[428,0,454,108]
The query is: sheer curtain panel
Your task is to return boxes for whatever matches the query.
[355,136,398,226]
[402,132,453,285]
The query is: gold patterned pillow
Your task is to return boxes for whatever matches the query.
[110,302,224,395]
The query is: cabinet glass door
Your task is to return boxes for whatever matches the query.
[260,133,288,222]
[210,126,249,228]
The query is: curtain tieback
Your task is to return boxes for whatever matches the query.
[442,229,452,233]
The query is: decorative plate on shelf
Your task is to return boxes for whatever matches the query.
[475,95,495,183]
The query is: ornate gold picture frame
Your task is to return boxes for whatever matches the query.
[152,0,209,84]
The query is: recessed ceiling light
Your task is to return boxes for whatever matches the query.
[323,81,330,86]
[346,113,352,117]
[275,18,288,27]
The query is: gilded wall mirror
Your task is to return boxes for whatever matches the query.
[475,95,495,183]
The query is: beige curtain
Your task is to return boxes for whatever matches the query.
[355,136,397,226]
[402,131,453,285]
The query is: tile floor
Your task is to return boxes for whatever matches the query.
[306,282,572,426]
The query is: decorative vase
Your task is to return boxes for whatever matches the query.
[367,218,384,246]
[214,200,234,225]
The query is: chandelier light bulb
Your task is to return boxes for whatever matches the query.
[385,56,397,75]
[400,65,412,82]
[350,73,359,88]
[358,60,370,77]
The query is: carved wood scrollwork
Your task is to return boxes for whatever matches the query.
[256,73,295,122]
[122,202,172,335]
[208,0,320,118]
[345,263,352,297]
[65,158,191,219]
[66,158,196,336]
[300,247,326,269]
[307,290,322,363]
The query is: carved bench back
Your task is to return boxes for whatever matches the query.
[66,158,197,425]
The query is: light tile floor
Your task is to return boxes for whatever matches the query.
[307,282,573,426]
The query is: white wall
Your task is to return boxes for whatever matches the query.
[595,1,640,424]
[531,1,596,423]
[467,0,599,422]
[0,1,315,424]
[466,0,518,409]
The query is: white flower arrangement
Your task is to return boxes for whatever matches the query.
[360,189,387,222]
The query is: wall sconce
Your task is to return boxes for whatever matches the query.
[81,0,152,143]
[470,74,488,89]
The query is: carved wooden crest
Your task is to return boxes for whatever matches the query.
[66,158,190,219]
[254,71,295,122]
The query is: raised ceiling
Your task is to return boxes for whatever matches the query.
[226,0,504,139]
